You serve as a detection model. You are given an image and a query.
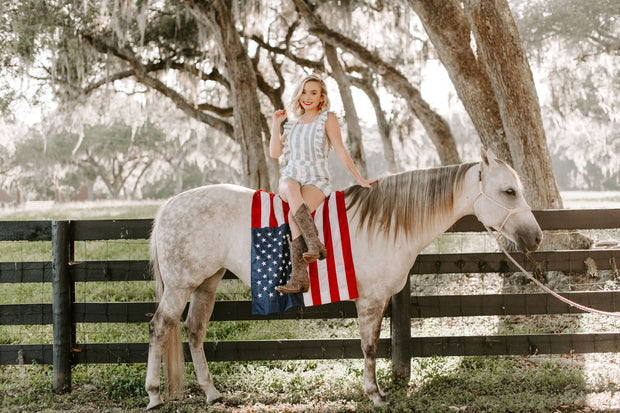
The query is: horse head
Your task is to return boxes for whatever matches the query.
[473,147,543,253]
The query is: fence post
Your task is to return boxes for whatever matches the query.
[52,220,72,393]
[391,275,411,382]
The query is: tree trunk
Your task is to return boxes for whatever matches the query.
[292,0,460,165]
[350,74,397,173]
[408,0,513,164]
[324,43,367,177]
[464,0,563,209]
[185,0,271,190]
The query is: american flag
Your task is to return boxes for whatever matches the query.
[250,190,358,315]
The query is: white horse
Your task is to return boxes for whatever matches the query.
[145,148,543,409]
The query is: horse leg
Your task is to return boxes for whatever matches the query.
[145,287,192,410]
[184,269,226,403]
[357,297,390,406]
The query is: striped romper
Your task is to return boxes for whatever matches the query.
[279,111,332,196]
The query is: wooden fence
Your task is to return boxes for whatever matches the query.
[0,209,619,393]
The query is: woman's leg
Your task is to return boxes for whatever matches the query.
[277,181,327,294]
[300,184,326,213]
[296,184,327,262]
[278,178,304,239]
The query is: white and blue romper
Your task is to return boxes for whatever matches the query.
[279,111,332,197]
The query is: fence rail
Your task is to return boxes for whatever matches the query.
[0,208,619,393]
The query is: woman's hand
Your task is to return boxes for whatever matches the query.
[273,109,287,126]
[358,178,378,189]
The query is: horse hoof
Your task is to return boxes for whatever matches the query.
[146,397,164,410]
[369,393,389,407]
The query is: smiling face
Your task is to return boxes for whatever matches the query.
[299,80,324,112]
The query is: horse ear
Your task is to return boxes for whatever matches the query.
[480,146,490,166]
[480,146,498,167]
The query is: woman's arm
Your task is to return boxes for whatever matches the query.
[325,113,377,188]
[270,109,288,158]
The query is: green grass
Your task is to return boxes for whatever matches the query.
[0,356,602,412]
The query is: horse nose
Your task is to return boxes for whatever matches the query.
[519,228,543,252]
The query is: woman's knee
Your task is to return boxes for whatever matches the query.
[279,178,301,198]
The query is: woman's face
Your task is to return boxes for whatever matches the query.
[299,80,323,111]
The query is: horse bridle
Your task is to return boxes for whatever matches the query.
[473,163,620,317]
[472,164,531,241]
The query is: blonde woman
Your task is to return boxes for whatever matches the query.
[270,74,376,294]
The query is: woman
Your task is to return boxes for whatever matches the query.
[270,74,376,294]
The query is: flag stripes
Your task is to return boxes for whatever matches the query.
[250,190,358,314]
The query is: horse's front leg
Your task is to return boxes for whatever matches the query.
[356,297,390,406]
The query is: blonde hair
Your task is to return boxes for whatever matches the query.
[288,74,331,118]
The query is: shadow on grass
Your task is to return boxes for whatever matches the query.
[376,356,589,413]
[0,356,599,412]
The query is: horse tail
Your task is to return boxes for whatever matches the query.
[150,211,185,400]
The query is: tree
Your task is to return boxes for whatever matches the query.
[70,123,162,199]
[182,0,271,190]
[11,129,74,201]
[514,0,619,191]
[405,0,563,208]
[515,0,620,58]
[291,0,461,165]
[2,0,577,207]
[463,0,562,208]
[325,43,367,176]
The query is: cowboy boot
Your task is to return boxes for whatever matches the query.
[294,203,328,263]
[277,236,309,294]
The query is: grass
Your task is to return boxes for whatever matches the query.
[0,356,606,412]
[1,199,619,411]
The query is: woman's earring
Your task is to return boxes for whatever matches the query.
[299,103,303,110]
[318,101,323,110]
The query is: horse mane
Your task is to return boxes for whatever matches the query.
[344,162,478,240]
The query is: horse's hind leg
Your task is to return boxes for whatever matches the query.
[357,297,390,406]
[184,269,226,403]
[145,287,192,410]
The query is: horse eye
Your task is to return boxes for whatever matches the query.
[505,188,516,196]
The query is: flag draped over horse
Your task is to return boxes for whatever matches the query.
[250,190,358,315]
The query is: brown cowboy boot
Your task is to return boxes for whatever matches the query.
[277,236,309,294]
[294,203,328,263]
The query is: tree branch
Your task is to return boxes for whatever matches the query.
[291,0,460,164]
[78,31,235,139]
[250,34,325,71]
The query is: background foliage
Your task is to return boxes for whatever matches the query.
[0,0,617,202]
